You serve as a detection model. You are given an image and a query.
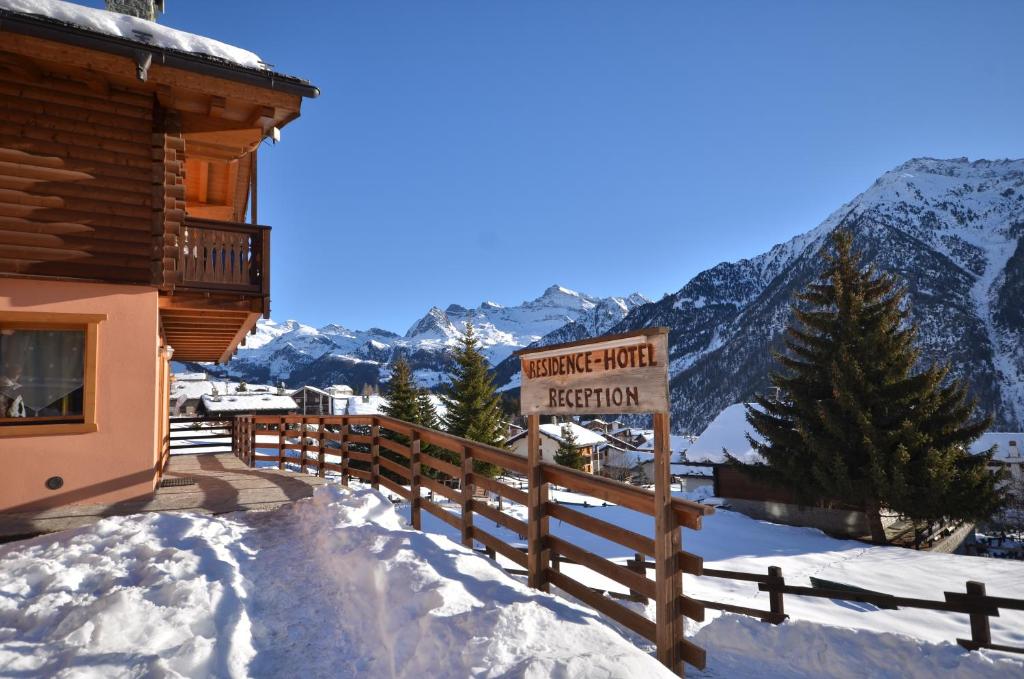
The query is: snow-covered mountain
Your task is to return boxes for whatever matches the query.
[180,158,1023,434]
[180,286,649,391]
[601,157,1024,433]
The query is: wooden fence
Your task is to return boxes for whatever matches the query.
[610,556,1024,655]
[229,413,1024,668]
[169,415,235,455]
[232,413,714,674]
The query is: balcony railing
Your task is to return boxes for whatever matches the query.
[177,218,269,295]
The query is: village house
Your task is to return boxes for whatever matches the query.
[581,418,626,435]
[0,0,316,512]
[290,384,333,416]
[508,421,607,474]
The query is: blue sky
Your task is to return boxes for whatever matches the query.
[88,1,1023,332]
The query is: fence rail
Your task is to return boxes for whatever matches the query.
[633,558,1024,655]
[169,415,234,455]
[228,412,1024,668]
[232,413,714,674]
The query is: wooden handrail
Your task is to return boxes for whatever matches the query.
[177,217,269,293]
[231,412,715,675]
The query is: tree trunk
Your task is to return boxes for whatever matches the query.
[866,499,887,544]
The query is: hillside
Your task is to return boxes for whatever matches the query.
[185,158,1024,434]
[491,157,1024,432]
[182,286,648,391]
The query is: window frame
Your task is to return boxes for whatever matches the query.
[0,311,105,438]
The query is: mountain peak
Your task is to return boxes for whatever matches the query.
[405,306,459,339]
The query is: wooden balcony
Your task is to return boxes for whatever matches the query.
[177,218,270,296]
[159,218,271,364]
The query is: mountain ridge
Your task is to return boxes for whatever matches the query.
[180,157,1024,433]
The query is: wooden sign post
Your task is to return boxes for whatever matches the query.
[517,328,685,674]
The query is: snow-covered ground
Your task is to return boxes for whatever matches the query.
[3,451,1023,677]
[0,486,672,678]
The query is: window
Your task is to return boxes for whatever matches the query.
[0,312,104,437]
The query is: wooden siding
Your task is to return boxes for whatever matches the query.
[0,61,155,283]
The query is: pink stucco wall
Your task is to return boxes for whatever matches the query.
[0,279,161,511]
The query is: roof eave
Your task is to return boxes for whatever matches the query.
[0,9,320,99]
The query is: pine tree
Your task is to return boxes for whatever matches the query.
[381,357,418,423]
[745,228,1004,543]
[441,322,506,477]
[553,423,586,470]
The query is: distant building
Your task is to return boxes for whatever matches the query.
[508,422,608,474]
[291,385,333,416]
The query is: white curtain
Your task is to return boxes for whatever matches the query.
[0,329,84,417]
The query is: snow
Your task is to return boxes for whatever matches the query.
[405,480,1024,667]
[201,393,297,413]
[685,403,764,464]
[538,422,608,447]
[973,432,1023,462]
[0,0,266,70]
[0,485,673,678]
[199,285,649,391]
[692,614,1020,679]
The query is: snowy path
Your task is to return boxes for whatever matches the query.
[0,485,672,678]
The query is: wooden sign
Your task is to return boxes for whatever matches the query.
[517,328,669,416]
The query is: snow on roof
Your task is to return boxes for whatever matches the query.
[173,372,207,382]
[201,393,296,413]
[635,433,691,454]
[291,385,331,397]
[972,433,1023,462]
[686,403,765,465]
[671,463,714,478]
[0,0,266,70]
[602,446,653,469]
[538,422,607,447]
[345,394,389,416]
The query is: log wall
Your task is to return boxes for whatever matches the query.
[0,62,157,284]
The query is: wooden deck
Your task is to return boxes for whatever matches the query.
[0,453,330,540]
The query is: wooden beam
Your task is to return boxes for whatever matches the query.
[208,95,226,118]
[216,311,260,364]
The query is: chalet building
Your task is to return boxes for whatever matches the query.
[290,385,333,416]
[582,418,626,435]
[508,422,607,474]
[0,0,317,512]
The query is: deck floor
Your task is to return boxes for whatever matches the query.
[1,453,330,539]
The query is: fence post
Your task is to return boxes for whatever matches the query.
[278,416,286,470]
[410,432,422,530]
[767,566,786,624]
[460,445,474,548]
[299,417,309,474]
[317,417,326,477]
[526,414,550,593]
[628,552,649,602]
[340,420,350,487]
[653,411,683,675]
[370,418,381,489]
[249,417,256,467]
[966,581,992,649]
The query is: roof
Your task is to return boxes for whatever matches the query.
[971,433,1023,463]
[0,0,318,97]
[201,393,297,413]
[686,403,764,465]
[538,423,608,447]
[291,385,331,397]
